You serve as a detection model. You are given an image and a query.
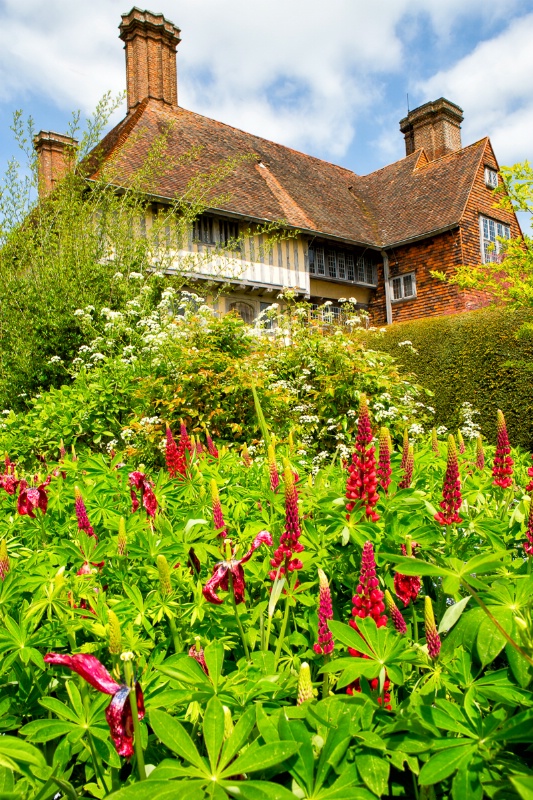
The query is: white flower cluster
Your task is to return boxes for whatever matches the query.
[459,401,481,440]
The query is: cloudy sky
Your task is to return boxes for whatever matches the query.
[0,0,532,189]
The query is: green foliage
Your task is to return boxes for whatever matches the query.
[365,305,533,449]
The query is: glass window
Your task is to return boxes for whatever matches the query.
[480,215,510,263]
[228,301,255,324]
[484,167,498,188]
[390,273,416,302]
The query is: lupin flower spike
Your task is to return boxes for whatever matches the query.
[314,569,334,655]
[0,539,9,581]
[377,427,392,494]
[223,706,234,741]
[492,410,514,489]
[206,431,219,458]
[524,495,533,556]
[434,435,462,525]
[203,531,273,604]
[74,486,96,538]
[345,395,380,522]
[297,662,314,705]
[165,425,186,477]
[117,518,127,556]
[242,443,252,468]
[108,609,122,655]
[44,653,144,756]
[476,435,485,470]
[431,428,440,457]
[268,444,280,492]
[457,429,465,454]
[180,419,193,453]
[211,479,227,538]
[400,428,410,471]
[288,430,295,453]
[424,596,441,659]
[350,541,387,632]
[384,590,407,634]
[394,540,421,606]
[129,471,157,517]
[157,554,172,597]
[269,462,304,579]
[398,445,414,489]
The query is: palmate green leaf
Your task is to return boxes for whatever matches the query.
[204,697,225,773]
[476,608,513,667]
[418,744,476,785]
[108,780,206,800]
[380,554,453,577]
[39,696,82,724]
[463,552,507,575]
[20,719,78,743]
[452,767,483,800]
[356,752,390,797]
[150,710,208,774]
[220,741,300,779]
[0,737,47,774]
[225,781,296,800]
[327,622,374,658]
[278,715,314,795]
[204,641,224,691]
[510,775,533,800]
[219,705,257,772]
[0,766,14,794]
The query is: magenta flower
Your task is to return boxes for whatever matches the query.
[0,456,18,496]
[75,486,96,538]
[44,653,144,757]
[434,435,462,525]
[129,471,157,517]
[17,477,50,518]
[384,590,407,634]
[476,435,485,471]
[203,531,272,605]
[377,428,392,494]
[165,426,186,478]
[269,464,304,579]
[268,444,280,492]
[346,395,380,522]
[492,410,514,489]
[211,479,227,538]
[350,541,387,634]
[206,431,219,458]
[314,569,334,655]
[398,445,414,489]
[524,496,533,556]
[394,542,421,607]
[189,643,209,674]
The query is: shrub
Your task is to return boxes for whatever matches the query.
[365,306,533,450]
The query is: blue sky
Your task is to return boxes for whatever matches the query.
[0,0,532,225]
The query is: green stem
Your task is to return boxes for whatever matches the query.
[168,615,181,654]
[229,575,250,659]
[274,587,292,669]
[87,732,109,793]
[124,659,146,781]
[461,578,533,668]
[322,654,330,699]
[264,613,273,653]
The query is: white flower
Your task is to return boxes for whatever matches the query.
[128,272,144,280]
[436,426,448,436]
[113,272,123,280]
[338,297,347,303]
[48,355,63,364]
[398,340,413,347]
[73,309,84,317]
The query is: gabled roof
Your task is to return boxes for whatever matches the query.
[90,98,488,250]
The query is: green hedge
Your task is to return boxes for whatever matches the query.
[365,307,533,450]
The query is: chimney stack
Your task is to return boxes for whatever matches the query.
[399,98,463,161]
[119,8,181,114]
[33,131,78,198]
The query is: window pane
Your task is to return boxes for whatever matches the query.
[357,256,365,283]
[392,277,402,300]
[327,251,337,278]
[316,247,325,275]
[403,274,414,297]
[337,252,346,279]
[308,248,316,274]
[229,301,255,324]
[346,254,355,281]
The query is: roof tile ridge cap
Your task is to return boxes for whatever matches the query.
[168,105,359,175]
[416,137,488,169]
[358,150,422,179]
[254,162,315,229]
[457,137,493,226]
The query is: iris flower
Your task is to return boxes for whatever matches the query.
[203,531,272,605]
[44,653,144,757]
[17,477,50,517]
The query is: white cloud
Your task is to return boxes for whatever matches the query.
[0,0,528,164]
[419,12,533,166]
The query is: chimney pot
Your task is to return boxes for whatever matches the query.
[33,131,78,198]
[119,7,181,114]
[399,97,463,161]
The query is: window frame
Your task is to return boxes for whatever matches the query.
[479,215,511,264]
[484,167,498,189]
[390,272,417,303]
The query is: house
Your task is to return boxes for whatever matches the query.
[33,8,522,326]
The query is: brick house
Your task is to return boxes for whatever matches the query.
[33,8,522,326]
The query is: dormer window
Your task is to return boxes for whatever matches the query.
[485,167,498,189]
[480,216,510,263]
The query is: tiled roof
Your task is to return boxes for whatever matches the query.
[90,99,486,250]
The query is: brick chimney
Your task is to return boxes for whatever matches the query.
[399,98,463,161]
[33,131,78,198]
[119,8,181,114]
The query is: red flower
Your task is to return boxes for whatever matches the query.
[492,410,514,489]
[44,653,144,757]
[206,431,219,459]
[524,496,533,557]
[314,569,334,655]
[345,395,380,522]
[393,543,421,606]
[384,590,407,634]
[457,430,465,454]
[165,426,186,477]
[431,428,440,458]
[269,464,304,579]
[203,531,272,605]
[268,444,280,492]
[17,477,50,518]
[189,643,209,674]
[434,435,462,525]
[526,453,533,492]
[180,420,193,454]
[75,486,96,538]
[129,471,157,517]
[211,479,227,538]
[377,428,392,494]
[0,456,18,496]
[476,435,485,471]
[398,445,414,489]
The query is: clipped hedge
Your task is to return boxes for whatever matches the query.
[365,306,533,450]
